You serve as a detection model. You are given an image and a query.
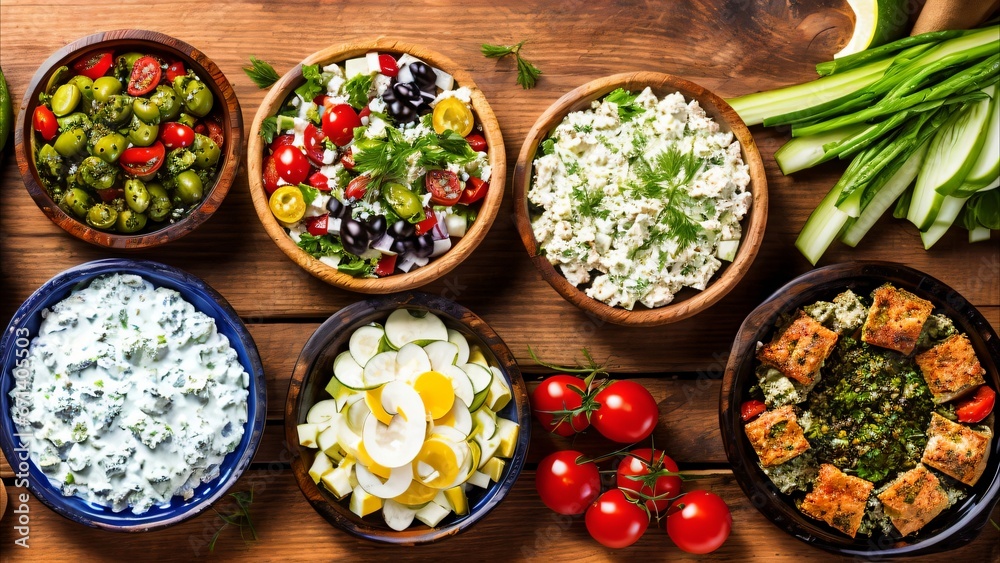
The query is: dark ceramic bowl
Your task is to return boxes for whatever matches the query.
[285,292,531,544]
[721,261,1000,557]
[0,259,266,531]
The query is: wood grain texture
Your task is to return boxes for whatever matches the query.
[0,0,998,560]
[511,71,768,326]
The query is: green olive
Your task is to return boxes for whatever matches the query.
[124,178,150,213]
[173,170,203,205]
[166,148,196,176]
[94,94,133,128]
[45,65,71,96]
[93,76,123,103]
[173,76,214,118]
[150,85,180,121]
[61,187,94,219]
[78,156,118,190]
[177,112,198,128]
[92,132,128,163]
[115,209,147,233]
[191,133,220,169]
[118,52,144,72]
[146,183,172,222]
[50,84,81,116]
[126,115,158,147]
[132,98,161,125]
[36,143,64,181]
[53,127,88,157]
[66,76,95,110]
[56,112,92,132]
[383,182,424,222]
[86,203,118,230]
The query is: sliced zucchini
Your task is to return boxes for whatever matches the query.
[447,329,471,365]
[383,499,419,531]
[321,464,354,499]
[467,346,489,368]
[461,363,493,394]
[472,407,498,441]
[496,418,520,459]
[395,343,432,382]
[333,350,370,390]
[443,486,469,516]
[317,423,341,456]
[356,463,414,499]
[440,364,475,407]
[466,470,491,489]
[385,309,448,349]
[350,323,386,366]
[363,351,399,387]
[482,457,505,482]
[485,366,512,411]
[307,399,341,424]
[424,340,459,371]
[468,388,489,412]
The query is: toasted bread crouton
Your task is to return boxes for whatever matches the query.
[877,465,950,536]
[800,464,874,538]
[744,405,810,467]
[915,334,986,403]
[757,312,839,384]
[861,285,933,355]
[921,412,991,486]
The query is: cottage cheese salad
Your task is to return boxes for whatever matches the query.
[9,274,249,514]
[528,88,751,309]
[260,52,493,278]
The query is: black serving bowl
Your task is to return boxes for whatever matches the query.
[720,261,1000,557]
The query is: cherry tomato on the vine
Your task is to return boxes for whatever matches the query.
[531,375,590,436]
[535,450,601,515]
[665,490,732,554]
[592,380,659,443]
[585,488,649,549]
[616,448,682,514]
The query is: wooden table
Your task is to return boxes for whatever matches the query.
[0,1,997,561]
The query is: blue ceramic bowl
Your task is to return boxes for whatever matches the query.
[0,259,266,531]
[285,292,531,544]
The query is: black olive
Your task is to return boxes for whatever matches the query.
[364,215,387,240]
[393,82,422,103]
[408,62,437,90]
[387,100,416,123]
[381,82,397,103]
[390,238,409,254]
[412,233,435,258]
[327,197,348,218]
[340,218,371,255]
[388,219,415,239]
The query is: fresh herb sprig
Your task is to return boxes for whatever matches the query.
[208,488,258,552]
[629,146,707,255]
[243,56,280,89]
[481,41,542,89]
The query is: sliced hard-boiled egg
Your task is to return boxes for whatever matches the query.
[356,441,392,479]
[365,386,394,426]
[362,381,427,467]
[413,437,464,489]
[414,371,456,420]
[392,478,440,506]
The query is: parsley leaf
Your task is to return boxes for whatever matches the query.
[338,255,377,277]
[296,233,342,258]
[258,116,278,144]
[343,73,374,110]
[295,64,325,102]
[242,56,280,89]
[298,184,320,206]
[353,125,477,197]
[605,88,645,121]
[540,138,556,156]
[481,40,542,89]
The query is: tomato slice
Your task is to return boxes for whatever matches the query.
[95,187,124,203]
[956,386,995,423]
[344,175,370,201]
[465,133,487,152]
[165,61,186,83]
[33,105,58,141]
[73,51,114,80]
[269,186,306,223]
[414,210,438,236]
[308,171,331,192]
[425,170,462,205]
[204,120,224,148]
[305,214,329,236]
[378,54,399,77]
[119,141,165,178]
[375,254,397,277]
[340,151,356,170]
[740,400,767,422]
[262,155,281,195]
[432,97,474,136]
[458,177,488,205]
[127,56,162,96]
[303,123,327,165]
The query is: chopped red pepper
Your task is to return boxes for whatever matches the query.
[375,254,397,277]
[305,214,330,236]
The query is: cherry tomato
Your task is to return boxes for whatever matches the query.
[313,94,328,107]
[204,120,225,148]
[272,145,310,185]
[592,380,659,443]
[375,254,397,277]
[585,489,649,549]
[322,103,361,146]
[465,133,487,152]
[458,177,488,205]
[95,187,125,203]
[269,134,294,153]
[358,105,371,121]
[305,214,329,236]
[740,400,767,423]
[956,386,995,423]
[269,185,306,223]
[531,375,590,436]
[340,151,356,170]
[344,175,370,201]
[432,97,474,136]
[414,210,438,236]
[73,51,114,80]
[666,491,732,554]
[535,450,601,515]
[378,54,399,77]
[308,171,331,192]
[127,56,162,96]
[425,170,462,205]
[262,155,281,195]
[119,141,165,178]
[159,122,195,149]
[33,106,58,141]
[303,123,327,165]
[165,61,186,83]
[616,448,682,515]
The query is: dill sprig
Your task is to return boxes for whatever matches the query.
[242,56,280,89]
[629,146,707,256]
[481,40,542,89]
[208,488,258,552]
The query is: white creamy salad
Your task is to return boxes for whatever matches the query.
[9,274,249,514]
[529,87,752,309]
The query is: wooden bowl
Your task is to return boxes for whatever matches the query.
[13,29,243,249]
[512,72,767,326]
[284,292,531,544]
[721,262,1000,557]
[248,39,506,293]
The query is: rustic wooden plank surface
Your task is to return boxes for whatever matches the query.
[0,0,998,561]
